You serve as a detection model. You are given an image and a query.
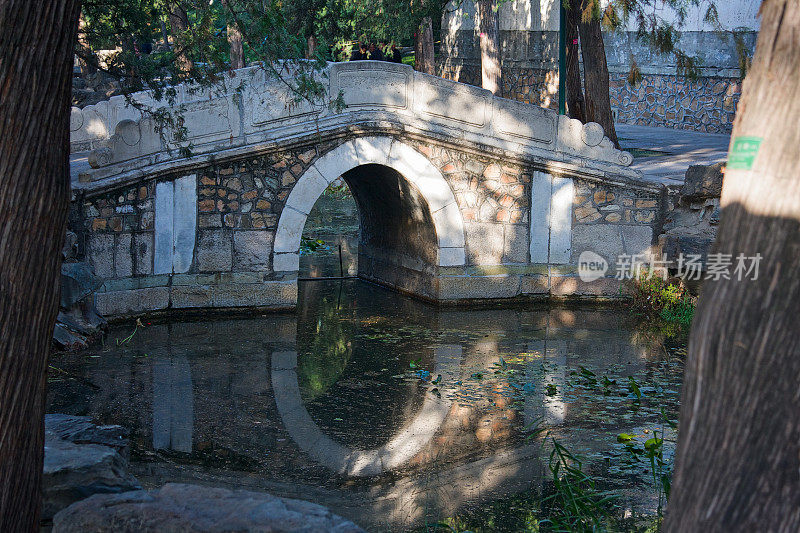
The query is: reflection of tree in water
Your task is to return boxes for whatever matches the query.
[297,289,354,402]
[294,280,433,450]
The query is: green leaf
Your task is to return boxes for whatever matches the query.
[617,433,634,443]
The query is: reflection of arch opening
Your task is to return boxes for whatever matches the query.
[271,346,462,477]
[274,137,466,299]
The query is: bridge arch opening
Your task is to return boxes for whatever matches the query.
[274,137,466,300]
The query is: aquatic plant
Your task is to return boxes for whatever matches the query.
[629,272,696,337]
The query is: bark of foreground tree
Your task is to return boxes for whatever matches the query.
[665,1,800,530]
[477,0,500,95]
[0,0,80,530]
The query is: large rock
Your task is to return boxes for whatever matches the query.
[680,162,724,200]
[43,438,141,521]
[43,415,139,521]
[657,163,725,268]
[52,322,89,351]
[53,483,365,532]
[46,414,129,455]
[54,261,107,350]
[60,261,102,309]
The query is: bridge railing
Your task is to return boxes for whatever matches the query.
[71,61,636,184]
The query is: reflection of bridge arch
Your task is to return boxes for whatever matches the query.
[272,136,467,273]
[271,346,462,477]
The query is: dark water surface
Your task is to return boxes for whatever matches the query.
[48,280,683,531]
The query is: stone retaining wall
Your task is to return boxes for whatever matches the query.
[439,25,756,134]
[440,61,742,134]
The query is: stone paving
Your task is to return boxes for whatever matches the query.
[617,123,730,186]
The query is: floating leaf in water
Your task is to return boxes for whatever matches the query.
[644,436,663,453]
[628,376,643,401]
[409,359,420,369]
[617,433,634,443]
[431,374,442,385]
[546,383,558,396]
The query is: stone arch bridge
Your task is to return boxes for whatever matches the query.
[69,61,663,317]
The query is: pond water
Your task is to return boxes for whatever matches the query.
[48,279,684,531]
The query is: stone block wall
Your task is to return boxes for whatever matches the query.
[439,26,754,133]
[440,59,742,134]
[73,144,329,316]
[609,73,741,133]
[570,179,660,272]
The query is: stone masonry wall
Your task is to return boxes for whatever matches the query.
[411,140,531,267]
[609,73,741,133]
[72,133,661,316]
[440,61,741,134]
[439,27,753,133]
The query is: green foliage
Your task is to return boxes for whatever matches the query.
[78,0,336,144]
[296,293,353,400]
[323,181,352,200]
[539,439,619,531]
[630,273,695,335]
[300,236,327,254]
[284,0,447,60]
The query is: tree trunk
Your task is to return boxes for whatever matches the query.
[577,7,618,147]
[223,0,244,69]
[305,34,317,59]
[77,11,95,76]
[160,19,170,49]
[564,3,584,122]
[665,1,800,531]
[227,23,244,69]
[0,0,80,529]
[168,3,192,72]
[477,0,500,95]
[415,16,435,75]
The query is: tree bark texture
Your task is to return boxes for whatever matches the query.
[477,0,500,95]
[565,3,584,122]
[168,3,192,72]
[578,5,618,147]
[665,1,800,531]
[0,0,80,530]
[227,24,244,69]
[77,12,95,76]
[305,34,317,60]
[415,16,435,75]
